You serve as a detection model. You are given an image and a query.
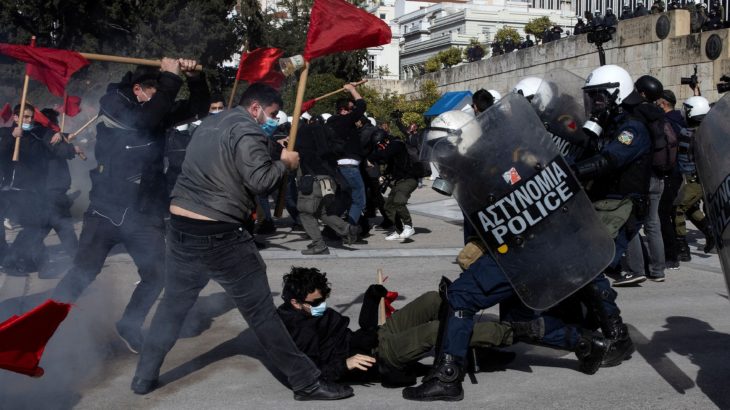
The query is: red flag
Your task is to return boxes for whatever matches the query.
[236,48,284,84]
[0,43,89,97]
[0,299,72,377]
[303,0,391,61]
[383,291,398,318]
[33,108,61,132]
[60,95,82,117]
[301,99,317,113]
[0,103,11,123]
[258,70,286,90]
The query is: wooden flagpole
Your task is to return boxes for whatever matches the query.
[227,43,248,109]
[60,93,67,134]
[377,269,386,325]
[67,114,99,141]
[78,52,203,71]
[274,61,310,217]
[12,36,36,162]
[311,79,367,104]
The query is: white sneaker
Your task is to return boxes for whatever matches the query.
[385,231,403,241]
[3,218,12,230]
[400,225,415,239]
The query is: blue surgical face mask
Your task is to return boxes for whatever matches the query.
[21,123,32,131]
[261,117,279,137]
[209,109,223,115]
[309,301,327,317]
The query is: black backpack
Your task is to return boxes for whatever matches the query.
[647,117,679,175]
[404,136,432,179]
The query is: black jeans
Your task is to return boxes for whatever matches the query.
[134,224,320,391]
[53,209,165,331]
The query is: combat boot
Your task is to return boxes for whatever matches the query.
[402,354,464,401]
[694,218,716,253]
[677,236,692,261]
[601,317,635,367]
[575,331,609,374]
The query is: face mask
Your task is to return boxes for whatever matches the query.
[21,123,32,131]
[261,117,279,137]
[209,109,223,115]
[309,301,327,317]
[138,90,151,104]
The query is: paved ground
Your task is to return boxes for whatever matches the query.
[1,181,729,410]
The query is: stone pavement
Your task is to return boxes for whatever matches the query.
[0,181,728,409]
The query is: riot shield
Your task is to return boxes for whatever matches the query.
[695,92,730,291]
[425,94,615,310]
[531,69,593,163]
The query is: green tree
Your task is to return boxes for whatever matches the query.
[437,46,463,68]
[524,16,554,42]
[425,56,441,73]
[493,27,521,45]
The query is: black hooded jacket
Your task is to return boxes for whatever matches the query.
[89,71,183,218]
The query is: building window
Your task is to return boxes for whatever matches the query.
[368,55,376,74]
[380,13,386,19]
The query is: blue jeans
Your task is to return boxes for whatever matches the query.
[134,224,320,391]
[338,165,366,224]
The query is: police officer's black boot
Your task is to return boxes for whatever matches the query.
[693,218,716,253]
[574,330,609,375]
[677,236,692,261]
[580,282,635,367]
[600,315,635,367]
[402,354,464,401]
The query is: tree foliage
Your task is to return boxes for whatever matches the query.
[493,27,521,45]
[524,16,554,41]
[437,47,463,68]
[425,56,441,73]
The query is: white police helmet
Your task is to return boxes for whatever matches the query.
[683,96,711,120]
[276,110,289,125]
[487,89,502,102]
[583,64,634,105]
[512,77,543,100]
[427,110,483,156]
[301,112,312,121]
[321,113,332,122]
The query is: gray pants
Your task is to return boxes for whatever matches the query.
[297,176,350,247]
[623,175,666,277]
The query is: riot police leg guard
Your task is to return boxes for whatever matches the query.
[693,218,716,253]
[580,280,635,367]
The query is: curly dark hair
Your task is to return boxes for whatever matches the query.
[281,266,332,302]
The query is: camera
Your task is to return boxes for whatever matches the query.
[585,24,616,45]
[681,65,699,89]
[718,75,730,93]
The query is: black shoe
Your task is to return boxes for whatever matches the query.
[402,355,464,402]
[677,237,692,262]
[293,381,354,401]
[703,236,716,253]
[575,333,609,375]
[402,377,463,402]
[301,245,330,255]
[666,260,680,270]
[647,274,666,282]
[612,273,646,287]
[344,225,362,245]
[131,376,158,395]
[115,323,143,354]
[601,323,635,367]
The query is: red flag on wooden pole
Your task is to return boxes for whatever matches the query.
[303,0,392,61]
[236,48,284,83]
[60,95,82,117]
[0,43,89,97]
[0,299,72,377]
